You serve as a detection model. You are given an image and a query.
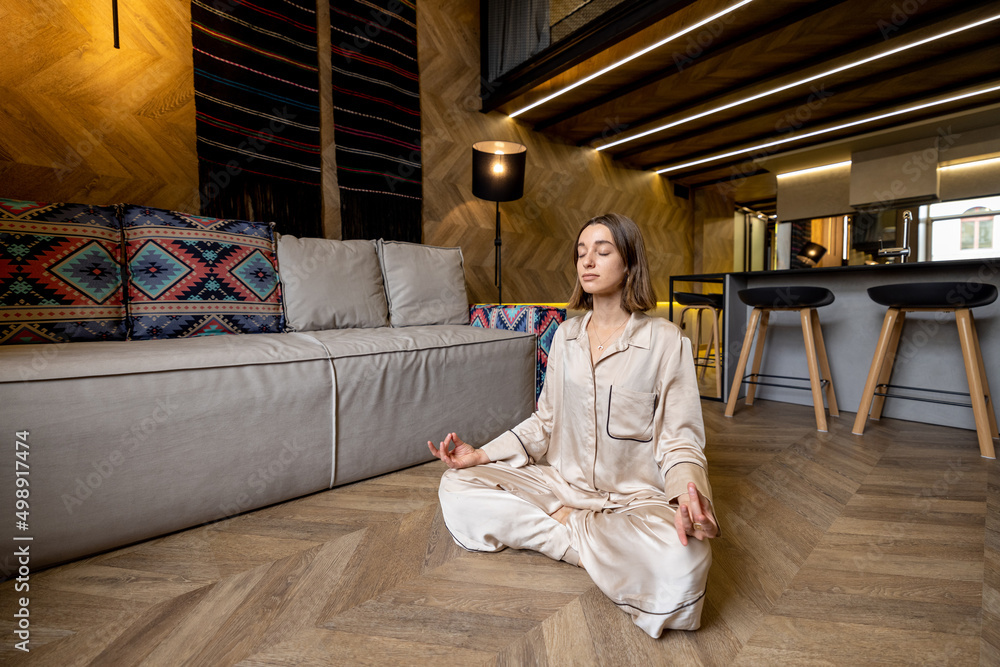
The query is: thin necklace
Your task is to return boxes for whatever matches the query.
[591,316,628,351]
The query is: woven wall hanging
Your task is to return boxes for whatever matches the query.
[330,0,421,242]
[191,0,323,237]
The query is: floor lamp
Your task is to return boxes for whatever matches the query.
[472,141,526,304]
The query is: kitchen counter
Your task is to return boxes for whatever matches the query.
[671,257,1000,432]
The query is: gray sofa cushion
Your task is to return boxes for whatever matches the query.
[277,235,389,330]
[1,332,335,570]
[303,326,536,485]
[378,240,469,326]
[0,331,330,383]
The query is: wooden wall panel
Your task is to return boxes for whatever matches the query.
[417,0,696,304]
[316,0,340,239]
[0,0,197,211]
[694,186,735,279]
[0,0,697,279]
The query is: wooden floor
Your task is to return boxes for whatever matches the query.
[2,400,998,665]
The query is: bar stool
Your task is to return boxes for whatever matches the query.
[675,291,723,398]
[725,286,839,431]
[852,281,998,459]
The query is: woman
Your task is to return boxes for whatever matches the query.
[428,213,719,637]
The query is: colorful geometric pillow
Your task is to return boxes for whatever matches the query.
[121,206,283,339]
[0,199,127,344]
[470,304,565,403]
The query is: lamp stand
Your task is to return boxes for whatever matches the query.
[494,201,502,304]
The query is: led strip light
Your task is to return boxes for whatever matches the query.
[597,11,1000,151]
[939,156,1000,171]
[777,161,852,178]
[508,0,754,119]
[654,84,1000,174]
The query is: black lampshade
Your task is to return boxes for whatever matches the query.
[472,141,526,202]
[796,241,827,267]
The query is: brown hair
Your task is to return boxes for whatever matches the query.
[567,213,657,312]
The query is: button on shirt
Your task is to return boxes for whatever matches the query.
[482,311,711,509]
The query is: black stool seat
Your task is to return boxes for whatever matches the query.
[854,280,998,458]
[675,291,724,308]
[738,286,834,309]
[726,284,838,431]
[867,282,998,309]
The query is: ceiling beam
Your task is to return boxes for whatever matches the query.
[531,0,853,132]
[611,39,1000,162]
[643,76,1000,177]
[574,0,997,147]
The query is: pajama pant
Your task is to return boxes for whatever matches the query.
[438,461,711,638]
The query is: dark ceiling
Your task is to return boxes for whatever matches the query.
[490,0,1000,214]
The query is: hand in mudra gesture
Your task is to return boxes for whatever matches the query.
[675,482,720,546]
[428,432,489,469]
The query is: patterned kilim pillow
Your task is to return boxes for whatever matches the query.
[0,199,127,344]
[121,206,283,339]
[470,304,565,403]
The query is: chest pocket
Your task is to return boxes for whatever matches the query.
[606,385,658,442]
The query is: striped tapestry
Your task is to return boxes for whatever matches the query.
[330,0,421,242]
[192,0,323,238]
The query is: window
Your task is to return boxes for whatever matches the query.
[959,207,993,250]
[928,195,1000,261]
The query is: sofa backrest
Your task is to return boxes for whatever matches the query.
[1,196,473,345]
[276,235,469,330]
[276,236,389,330]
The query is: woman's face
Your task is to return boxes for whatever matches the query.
[577,223,627,298]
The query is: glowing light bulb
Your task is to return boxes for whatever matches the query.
[492,162,504,174]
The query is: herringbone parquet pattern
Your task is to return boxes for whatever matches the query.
[2,399,995,665]
[0,0,197,211]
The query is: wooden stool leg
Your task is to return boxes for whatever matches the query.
[725,307,762,418]
[853,308,901,435]
[697,308,710,380]
[956,309,996,459]
[870,311,906,420]
[746,310,770,405]
[691,308,704,372]
[801,308,828,432]
[969,311,999,439]
[810,308,838,417]
[711,306,722,399]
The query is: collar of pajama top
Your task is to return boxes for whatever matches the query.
[481,311,712,509]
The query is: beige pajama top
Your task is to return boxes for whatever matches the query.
[481,310,712,508]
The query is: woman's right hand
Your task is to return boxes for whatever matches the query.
[428,432,489,469]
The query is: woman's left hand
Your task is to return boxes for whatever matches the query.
[675,482,719,546]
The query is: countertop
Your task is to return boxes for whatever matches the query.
[672,257,1000,282]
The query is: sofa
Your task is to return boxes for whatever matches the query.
[0,199,539,573]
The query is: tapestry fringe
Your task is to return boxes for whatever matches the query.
[341,189,421,242]
[198,161,323,238]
